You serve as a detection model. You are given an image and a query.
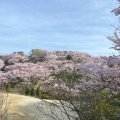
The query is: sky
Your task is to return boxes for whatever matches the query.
[0,0,120,56]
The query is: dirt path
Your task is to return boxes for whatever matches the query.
[8,94,52,120]
[6,93,76,120]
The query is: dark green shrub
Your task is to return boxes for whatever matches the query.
[66,54,72,60]
[6,84,11,92]
[30,88,35,96]
[41,94,50,99]
[25,86,29,95]
[36,87,40,97]
[16,77,24,83]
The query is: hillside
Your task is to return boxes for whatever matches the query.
[0,50,102,92]
[0,50,120,96]
[0,49,120,120]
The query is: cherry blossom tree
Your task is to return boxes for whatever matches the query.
[0,59,4,70]
[107,0,120,51]
[1,52,28,66]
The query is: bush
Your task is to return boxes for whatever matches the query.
[66,55,72,60]
[36,87,40,97]
[25,86,29,95]
[41,94,50,99]
[6,84,11,92]
[30,88,35,96]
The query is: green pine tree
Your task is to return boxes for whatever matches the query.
[30,88,35,96]
[6,84,11,92]
[25,86,29,95]
[36,87,40,97]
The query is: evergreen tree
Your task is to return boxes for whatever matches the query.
[36,87,40,97]
[25,86,29,95]
[30,88,35,96]
[6,84,11,92]
[66,54,72,60]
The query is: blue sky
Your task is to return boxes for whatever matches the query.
[0,0,119,56]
